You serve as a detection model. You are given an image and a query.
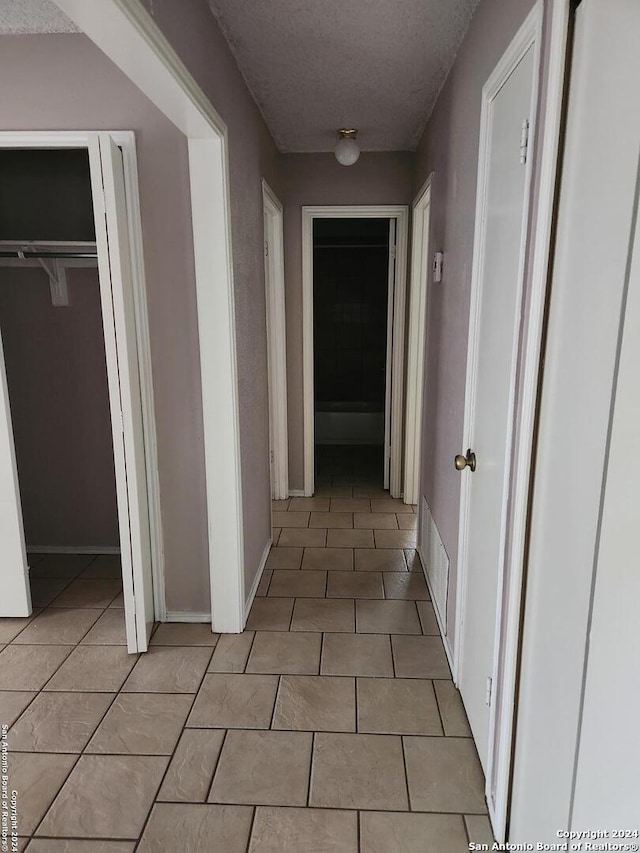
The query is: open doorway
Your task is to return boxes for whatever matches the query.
[0,133,156,653]
[302,205,409,498]
[313,217,391,491]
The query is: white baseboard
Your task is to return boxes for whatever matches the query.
[244,537,272,622]
[27,545,121,555]
[164,611,211,623]
[287,489,306,497]
[417,544,456,679]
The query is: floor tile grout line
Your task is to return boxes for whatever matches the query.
[203,728,230,805]
[133,643,219,849]
[318,631,325,675]
[244,629,259,672]
[431,679,447,737]
[244,805,258,853]
[8,730,459,749]
[135,800,485,817]
[400,735,413,813]
[306,730,315,808]
[268,675,282,730]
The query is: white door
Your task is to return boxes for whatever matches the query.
[563,0,640,827]
[383,218,396,490]
[458,44,536,768]
[89,133,154,653]
[0,332,30,617]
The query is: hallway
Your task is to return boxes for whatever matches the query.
[1,490,491,851]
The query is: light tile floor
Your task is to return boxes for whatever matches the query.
[0,465,494,851]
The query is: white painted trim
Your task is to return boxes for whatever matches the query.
[27,546,121,555]
[110,131,166,623]
[383,219,396,491]
[416,544,455,674]
[164,611,212,623]
[489,0,572,839]
[52,0,245,634]
[301,205,409,497]
[244,537,272,621]
[288,489,306,497]
[0,130,159,646]
[451,3,547,841]
[262,180,289,500]
[189,138,245,634]
[403,175,433,506]
[53,0,227,140]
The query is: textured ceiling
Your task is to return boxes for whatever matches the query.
[0,0,79,33]
[208,0,480,152]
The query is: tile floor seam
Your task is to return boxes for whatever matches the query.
[463,812,472,846]
[203,727,230,804]
[243,806,258,853]
[244,630,259,673]
[146,642,215,790]
[433,680,449,736]
[268,675,282,729]
[318,632,325,676]
[400,735,413,813]
[306,731,315,808]
[29,672,145,840]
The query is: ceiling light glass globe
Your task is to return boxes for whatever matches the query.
[335,137,360,166]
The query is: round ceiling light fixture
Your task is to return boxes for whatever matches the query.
[335,128,360,166]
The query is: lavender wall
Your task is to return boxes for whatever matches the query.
[279,152,415,491]
[0,33,206,612]
[138,0,283,598]
[0,267,118,548]
[412,0,537,649]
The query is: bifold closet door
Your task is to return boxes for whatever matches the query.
[0,326,31,617]
[89,133,154,653]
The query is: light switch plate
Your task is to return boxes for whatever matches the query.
[433,251,444,283]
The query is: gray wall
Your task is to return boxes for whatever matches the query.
[0,0,285,610]
[138,0,283,600]
[279,152,415,491]
[412,0,539,649]
[0,33,206,613]
[0,267,118,549]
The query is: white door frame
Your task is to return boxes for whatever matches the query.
[301,204,409,497]
[456,2,541,828]
[54,0,245,631]
[0,129,160,650]
[453,0,572,839]
[262,180,289,501]
[403,176,433,506]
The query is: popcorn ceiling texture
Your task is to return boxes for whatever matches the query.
[0,0,79,33]
[208,0,481,152]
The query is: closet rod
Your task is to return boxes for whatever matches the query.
[0,250,97,259]
[314,243,389,249]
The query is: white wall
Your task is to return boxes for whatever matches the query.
[510,0,640,838]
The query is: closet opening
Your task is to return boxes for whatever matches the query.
[313,217,392,490]
[0,134,156,652]
[0,147,126,641]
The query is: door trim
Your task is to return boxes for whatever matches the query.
[494,0,573,838]
[0,128,160,646]
[262,180,289,501]
[54,0,245,632]
[453,1,543,836]
[403,175,433,506]
[301,204,409,497]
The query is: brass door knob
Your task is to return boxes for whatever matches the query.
[454,449,476,472]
